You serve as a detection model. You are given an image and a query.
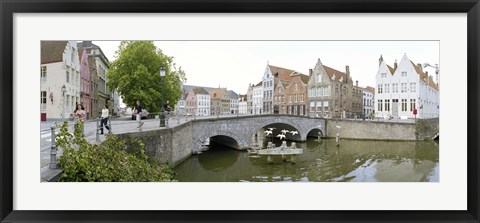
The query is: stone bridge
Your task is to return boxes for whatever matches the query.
[191,115,326,150]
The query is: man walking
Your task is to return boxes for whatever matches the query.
[135,100,144,128]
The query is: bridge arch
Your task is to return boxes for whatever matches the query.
[193,130,245,151]
[306,128,324,138]
[247,117,305,143]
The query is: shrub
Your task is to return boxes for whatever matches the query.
[56,121,176,182]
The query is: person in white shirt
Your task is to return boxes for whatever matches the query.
[100,104,110,134]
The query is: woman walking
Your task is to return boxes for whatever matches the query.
[100,104,110,134]
[135,100,144,128]
[73,103,86,133]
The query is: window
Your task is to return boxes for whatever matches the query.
[317,73,321,83]
[385,99,390,112]
[378,84,383,94]
[294,94,298,103]
[378,100,383,111]
[401,83,407,93]
[324,86,330,96]
[300,93,304,102]
[41,66,47,82]
[41,91,47,110]
[316,87,322,97]
[401,71,407,77]
[324,101,329,107]
[401,99,407,111]
[310,101,315,112]
[381,73,386,78]
[410,82,416,92]
[393,83,398,93]
[289,95,292,103]
[385,84,389,93]
[300,106,304,115]
[71,49,75,63]
[309,88,314,97]
[294,83,298,91]
[410,99,416,111]
[66,70,70,83]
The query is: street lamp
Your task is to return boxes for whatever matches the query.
[159,66,166,127]
[61,85,66,121]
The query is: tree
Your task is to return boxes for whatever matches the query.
[107,41,186,112]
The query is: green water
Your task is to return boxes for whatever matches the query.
[174,139,439,182]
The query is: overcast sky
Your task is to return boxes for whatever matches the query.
[95,41,439,95]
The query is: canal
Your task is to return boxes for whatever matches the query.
[174,139,439,182]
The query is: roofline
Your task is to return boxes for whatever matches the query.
[41,60,63,65]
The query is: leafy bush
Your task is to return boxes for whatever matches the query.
[55,121,176,182]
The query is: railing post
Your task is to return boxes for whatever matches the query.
[96,117,100,142]
[49,125,57,169]
[166,112,169,127]
[108,116,112,134]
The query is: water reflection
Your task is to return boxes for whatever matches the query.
[174,139,439,182]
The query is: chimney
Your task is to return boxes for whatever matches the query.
[309,69,313,76]
[356,80,358,87]
[394,59,398,70]
[345,65,350,83]
[379,54,384,67]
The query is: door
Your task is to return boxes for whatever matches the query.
[392,99,399,119]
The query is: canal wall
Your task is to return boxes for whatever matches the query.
[114,117,439,166]
[116,122,193,166]
[415,118,440,140]
[325,118,439,141]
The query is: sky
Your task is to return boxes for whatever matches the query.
[96,41,439,95]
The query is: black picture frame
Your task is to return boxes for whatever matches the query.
[1,0,479,222]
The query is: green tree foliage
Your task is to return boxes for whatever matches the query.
[107,41,186,112]
[55,121,176,182]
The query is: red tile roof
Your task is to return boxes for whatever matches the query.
[365,86,376,93]
[269,65,294,80]
[322,65,349,82]
[410,61,438,90]
[41,41,67,64]
[387,65,396,75]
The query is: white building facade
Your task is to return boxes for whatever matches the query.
[252,82,263,114]
[362,87,375,118]
[375,54,439,119]
[262,65,274,114]
[41,41,81,121]
[239,95,248,114]
[196,92,210,116]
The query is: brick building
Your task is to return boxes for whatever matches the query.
[307,58,363,118]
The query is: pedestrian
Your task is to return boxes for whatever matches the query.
[164,100,172,112]
[100,104,110,134]
[73,103,86,133]
[134,100,144,128]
